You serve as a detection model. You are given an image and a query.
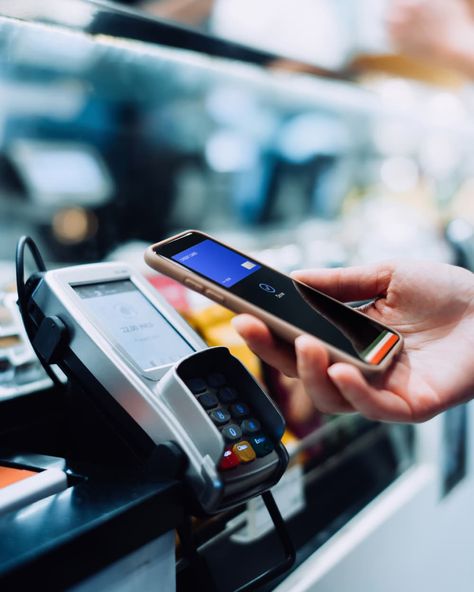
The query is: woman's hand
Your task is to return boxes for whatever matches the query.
[232,261,474,422]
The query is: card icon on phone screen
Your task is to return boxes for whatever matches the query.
[172,239,261,287]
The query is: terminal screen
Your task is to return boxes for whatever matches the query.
[74,280,193,371]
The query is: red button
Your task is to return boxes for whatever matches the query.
[219,447,241,471]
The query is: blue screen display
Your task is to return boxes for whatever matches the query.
[172,239,261,287]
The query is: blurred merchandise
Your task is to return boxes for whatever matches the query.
[341,194,454,265]
[0,290,52,400]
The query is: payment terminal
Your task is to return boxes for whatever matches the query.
[16,240,288,515]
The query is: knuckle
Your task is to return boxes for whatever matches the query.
[307,397,333,415]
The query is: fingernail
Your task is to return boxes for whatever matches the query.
[327,365,343,383]
[327,365,350,387]
[231,316,243,330]
[295,334,311,353]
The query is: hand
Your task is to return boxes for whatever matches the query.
[387,0,474,68]
[232,261,474,423]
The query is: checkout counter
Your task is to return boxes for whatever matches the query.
[1,2,474,591]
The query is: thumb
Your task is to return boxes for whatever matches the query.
[291,263,393,303]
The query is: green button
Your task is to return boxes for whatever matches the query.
[249,435,274,457]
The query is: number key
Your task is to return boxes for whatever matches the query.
[209,408,231,425]
[198,391,219,410]
[218,386,238,404]
[241,418,261,435]
[230,402,249,420]
[187,378,207,394]
[222,424,242,442]
[208,373,226,388]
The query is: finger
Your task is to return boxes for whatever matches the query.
[231,314,297,377]
[295,335,354,414]
[327,363,413,422]
[291,263,393,302]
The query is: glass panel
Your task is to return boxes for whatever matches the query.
[0,6,380,263]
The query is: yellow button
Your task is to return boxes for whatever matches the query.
[232,440,256,463]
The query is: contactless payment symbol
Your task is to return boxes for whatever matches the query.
[114,303,137,317]
[259,283,276,294]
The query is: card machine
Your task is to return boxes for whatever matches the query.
[19,258,288,514]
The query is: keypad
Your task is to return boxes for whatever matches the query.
[185,372,275,471]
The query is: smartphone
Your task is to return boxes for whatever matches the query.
[145,230,403,374]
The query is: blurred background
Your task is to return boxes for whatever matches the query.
[1,1,474,591]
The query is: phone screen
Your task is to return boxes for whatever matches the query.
[155,233,399,365]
